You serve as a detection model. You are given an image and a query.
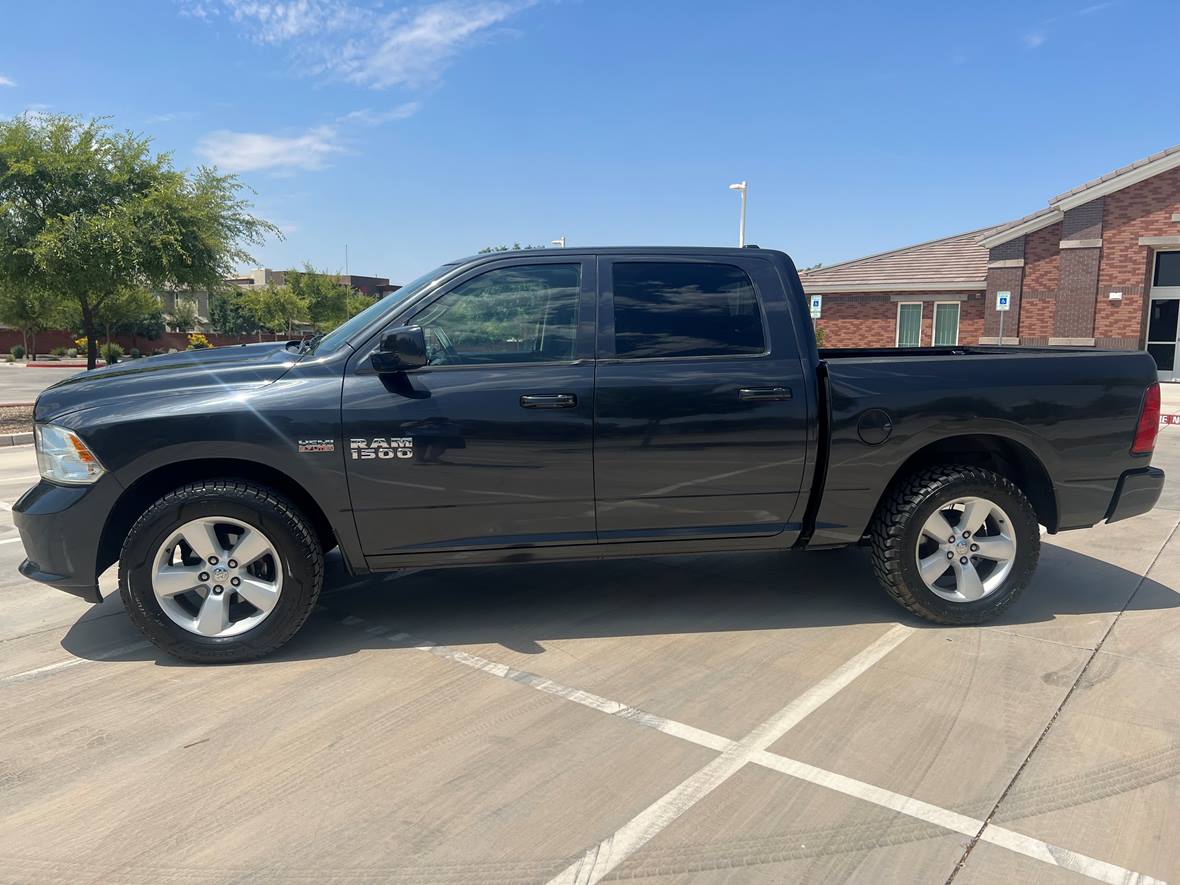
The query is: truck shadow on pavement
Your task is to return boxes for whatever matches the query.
[60,540,1180,665]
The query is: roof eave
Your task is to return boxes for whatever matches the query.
[802,280,986,294]
[978,210,1063,249]
[1051,149,1180,211]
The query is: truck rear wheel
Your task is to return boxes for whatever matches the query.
[118,480,324,663]
[870,465,1040,624]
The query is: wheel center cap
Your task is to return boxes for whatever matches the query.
[956,540,969,552]
[212,565,231,582]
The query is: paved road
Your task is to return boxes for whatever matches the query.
[2,435,1180,884]
[0,365,83,404]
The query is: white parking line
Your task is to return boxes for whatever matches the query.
[1,640,152,682]
[338,616,1165,885]
[546,625,914,885]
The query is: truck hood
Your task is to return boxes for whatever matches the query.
[35,341,299,424]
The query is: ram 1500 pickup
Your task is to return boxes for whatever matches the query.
[14,247,1165,661]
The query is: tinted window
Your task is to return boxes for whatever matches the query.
[1156,252,1180,288]
[413,264,580,366]
[611,262,765,359]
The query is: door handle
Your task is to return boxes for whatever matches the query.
[520,393,577,409]
[738,387,792,402]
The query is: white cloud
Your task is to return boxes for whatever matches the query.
[1022,31,1046,48]
[336,101,420,125]
[197,125,343,172]
[147,110,199,124]
[0,75,15,87]
[182,0,538,89]
[194,102,417,173]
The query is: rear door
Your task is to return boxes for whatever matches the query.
[342,256,597,557]
[593,254,809,541]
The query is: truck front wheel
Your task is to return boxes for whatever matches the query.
[118,480,324,663]
[870,465,1040,624]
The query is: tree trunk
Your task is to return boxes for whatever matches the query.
[81,300,98,371]
[29,331,36,362]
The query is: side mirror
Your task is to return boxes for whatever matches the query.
[371,325,427,373]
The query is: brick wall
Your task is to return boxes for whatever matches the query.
[814,292,984,348]
[1098,165,1180,346]
[1023,222,1062,292]
[1019,293,1056,340]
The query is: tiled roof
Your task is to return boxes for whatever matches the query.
[1052,143,1180,202]
[798,225,999,292]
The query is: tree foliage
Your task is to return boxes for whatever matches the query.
[286,264,350,332]
[209,288,259,339]
[0,282,67,359]
[242,283,306,337]
[0,114,277,368]
[169,296,200,333]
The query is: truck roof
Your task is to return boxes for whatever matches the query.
[449,245,789,264]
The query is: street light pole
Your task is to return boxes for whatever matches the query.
[729,181,748,247]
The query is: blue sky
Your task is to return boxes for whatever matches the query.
[1,0,1178,283]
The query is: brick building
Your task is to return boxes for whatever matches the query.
[800,145,1180,379]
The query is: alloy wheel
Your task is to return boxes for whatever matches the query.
[151,517,284,638]
[914,496,1017,602]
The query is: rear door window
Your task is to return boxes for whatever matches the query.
[610,262,766,359]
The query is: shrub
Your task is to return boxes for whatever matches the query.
[187,332,211,350]
[67,347,77,357]
[50,346,67,357]
[74,336,89,353]
[100,343,123,364]
[814,324,827,348]
[129,348,141,359]
[10,344,26,360]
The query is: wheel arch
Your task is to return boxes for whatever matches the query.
[98,458,339,576]
[874,434,1058,534]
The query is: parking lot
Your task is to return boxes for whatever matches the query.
[2,429,1180,885]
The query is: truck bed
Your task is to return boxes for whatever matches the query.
[807,346,1158,548]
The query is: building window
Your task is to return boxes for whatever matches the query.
[1156,251,1180,288]
[896,302,922,347]
[611,262,765,359]
[933,302,960,346]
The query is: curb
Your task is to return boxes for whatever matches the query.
[0,432,33,447]
[23,361,101,369]
[0,403,33,408]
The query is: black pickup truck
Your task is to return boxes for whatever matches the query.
[14,247,1165,661]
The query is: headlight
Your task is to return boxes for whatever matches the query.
[35,424,107,485]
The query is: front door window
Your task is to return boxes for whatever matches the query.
[1149,252,1180,381]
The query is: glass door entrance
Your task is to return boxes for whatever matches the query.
[1149,252,1180,382]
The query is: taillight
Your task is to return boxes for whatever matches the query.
[1131,382,1161,455]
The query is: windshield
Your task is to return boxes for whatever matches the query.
[308,263,455,355]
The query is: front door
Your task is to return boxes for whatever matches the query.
[342,257,597,558]
[593,255,810,541]
[1149,251,1180,382]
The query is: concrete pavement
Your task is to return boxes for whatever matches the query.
[1,438,1180,884]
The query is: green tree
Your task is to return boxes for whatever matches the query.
[209,288,260,340]
[0,114,277,369]
[347,293,372,318]
[478,243,546,253]
[242,283,306,338]
[169,296,200,333]
[0,283,66,360]
[287,264,348,332]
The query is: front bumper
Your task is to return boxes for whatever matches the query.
[1106,466,1165,524]
[12,477,122,604]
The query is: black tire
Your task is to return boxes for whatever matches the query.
[118,480,324,663]
[870,465,1040,624]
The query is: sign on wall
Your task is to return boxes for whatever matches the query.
[996,291,1011,312]
[810,294,822,318]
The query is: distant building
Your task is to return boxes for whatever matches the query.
[798,144,1180,382]
[226,269,401,298]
